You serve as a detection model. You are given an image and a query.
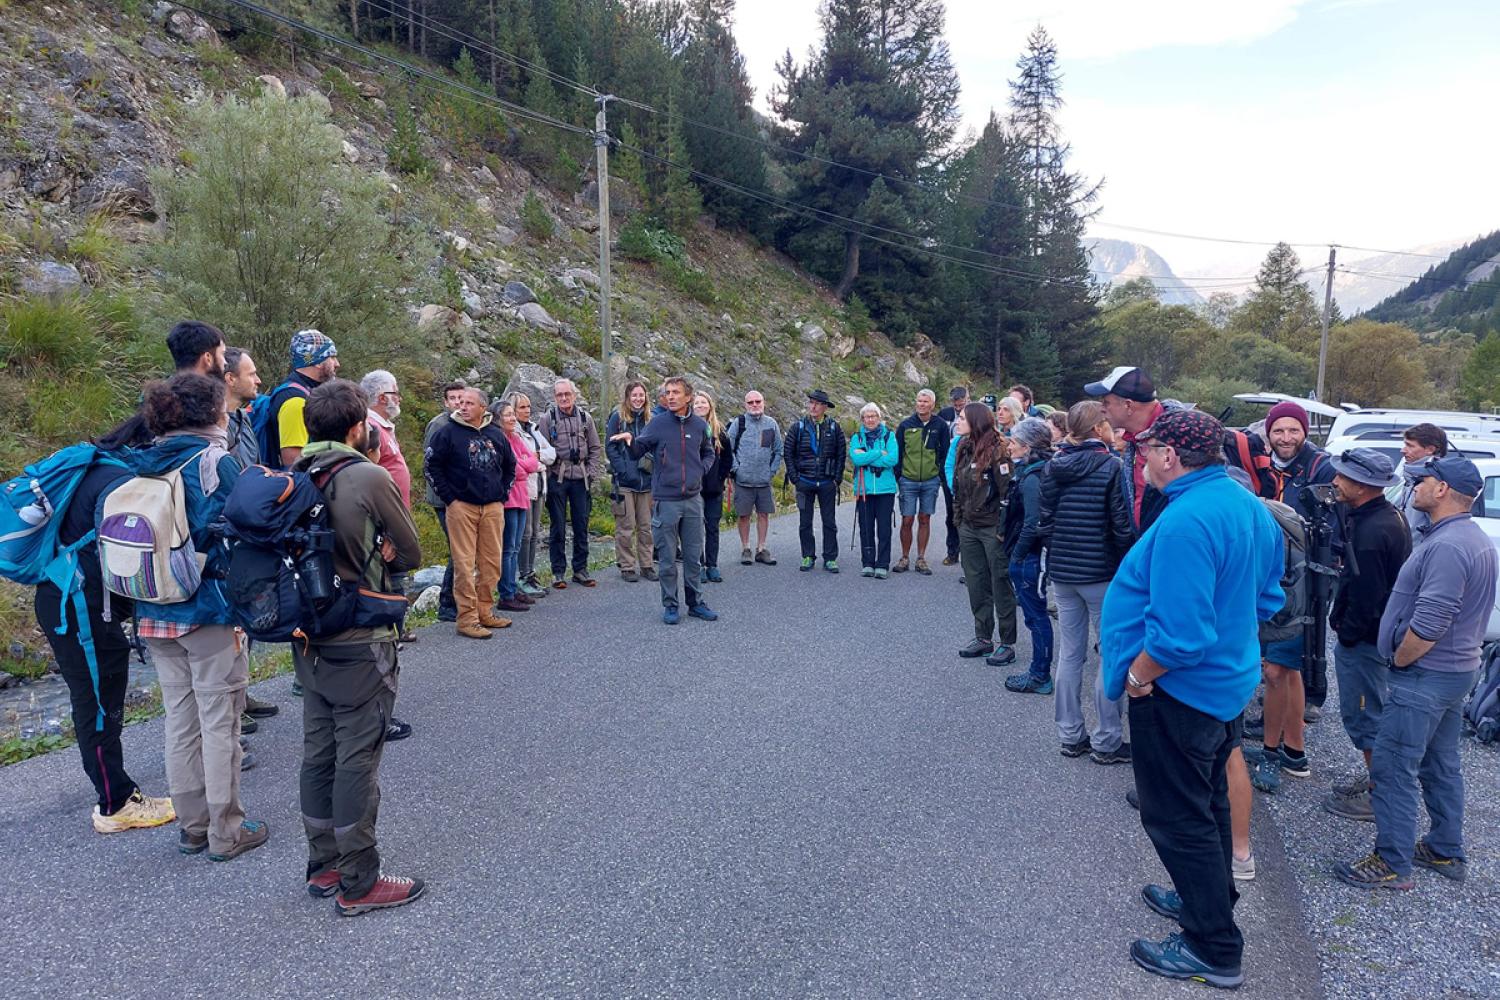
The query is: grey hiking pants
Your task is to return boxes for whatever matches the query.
[1053,580,1126,752]
[653,495,704,609]
[296,640,398,900]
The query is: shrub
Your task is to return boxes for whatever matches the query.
[65,216,124,280]
[520,191,554,241]
[387,90,433,178]
[617,219,684,263]
[844,294,873,337]
[663,259,716,305]
[0,296,95,372]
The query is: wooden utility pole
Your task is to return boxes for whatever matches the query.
[594,94,615,417]
[1315,246,1336,402]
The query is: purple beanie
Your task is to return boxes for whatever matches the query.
[1266,401,1309,436]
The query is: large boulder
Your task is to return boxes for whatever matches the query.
[163,7,219,46]
[560,267,600,291]
[902,359,924,385]
[494,225,520,247]
[501,281,537,306]
[515,301,558,331]
[460,288,485,318]
[415,304,473,335]
[501,363,567,411]
[19,261,85,299]
[831,334,856,360]
[256,74,287,99]
[800,323,826,344]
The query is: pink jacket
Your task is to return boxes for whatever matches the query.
[506,430,540,509]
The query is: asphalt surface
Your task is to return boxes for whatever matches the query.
[1,505,1326,999]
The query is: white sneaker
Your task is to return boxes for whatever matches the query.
[1232,852,1256,882]
[93,789,176,834]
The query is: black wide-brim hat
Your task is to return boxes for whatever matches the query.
[806,389,835,407]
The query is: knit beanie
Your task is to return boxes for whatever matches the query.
[1265,400,1309,436]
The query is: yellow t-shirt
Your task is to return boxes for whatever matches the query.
[277,394,309,451]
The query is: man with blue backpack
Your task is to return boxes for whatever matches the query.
[251,329,341,471]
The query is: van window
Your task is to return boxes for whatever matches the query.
[1481,477,1500,519]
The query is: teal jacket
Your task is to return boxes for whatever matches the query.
[849,424,899,497]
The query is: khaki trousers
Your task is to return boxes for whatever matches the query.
[612,489,654,572]
[148,625,248,854]
[447,500,503,628]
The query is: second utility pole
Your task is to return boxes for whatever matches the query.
[594,93,615,418]
[1315,246,1336,402]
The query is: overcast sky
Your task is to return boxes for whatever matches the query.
[730,0,1500,285]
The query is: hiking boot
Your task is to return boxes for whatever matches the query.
[240,752,258,773]
[755,549,777,566]
[1233,852,1257,882]
[92,789,175,834]
[1126,787,1139,810]
[688,603,719,622]
[640,567,659,582]
[958,638,995,659]
[208,819,270,862]
[240,713,259,735]
[873,568,888,580]
[478,613,513,629]
[335,873,426,916]
[984,645,1017,667]
[861,566,875,578]
[705,567,724,583]
[621,569,640,582]
[662,606,680,626]
[942,554,958,566]
[244,694,278,718]
[1091,743,1132,766]
[1335,852,1414,891]
[1413,840,1467,883]
[179,829,209,855]
[1060,737,1093,758]
[1278,746,1310,778]
[1250,751,1282,793]
[1141,883,1182,921]
[290,680,303,697]
[1004,672,1053,694]
[572,571,597,587]
[458,623,493,640]
[1129,931,1244,989]
[741,547,754,565]
[824,560,839,573]
[1304,703,1322,724]
[892,557,910,573]
[551,578,568,590]
[386,718,413,742]
[1332,791,1374,821]
[307,868,341,898]
[915,559,932,576]
[520,580,547,598]
[497,598,531,613]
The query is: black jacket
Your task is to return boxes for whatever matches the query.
[605,409,650,492]
[784,415,847,488]
[424,413,516,507]
[1329,495,1411,647]
[701,430,732,497]
[1002,459,1048,560]
[626,408,716,501]
[1038,440,1135,585]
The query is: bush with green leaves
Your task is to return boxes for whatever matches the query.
[154,93,411,371]
[617,219,685,263]
[520,191,554,241]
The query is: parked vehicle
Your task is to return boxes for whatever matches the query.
[1467,457,1500,641]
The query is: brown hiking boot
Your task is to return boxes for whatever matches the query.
[496,598,530,613]
[478,612,513,629]
[457,623,493,640]
[208,819,270,862]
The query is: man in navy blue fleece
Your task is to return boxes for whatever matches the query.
[1100,409,1284,991]
[1335,455,1498,890]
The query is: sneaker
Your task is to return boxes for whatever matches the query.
[958,638,995,659]
[208,819,271,862]
[824,560,839,573]
[1126,786,1139,810]
[915,559,932,575]
[240,751,258,772]
[1278,746,1310,778]
[497,598,531,612]
[663,606,680,625]
[1141,883,1182,921]
[1004,672,1053,694]
[572,571,597,587]
[1233,852,1256,882]
[458,623,493,640]
[478,613,513,629]
[942,554,958,566]
[290,680,303,697]
[641,567,659,582]
[861,567,875,578]
[800,557,815,572]
[244,694,278,718]
[688,603,719,622]
[755,549,777,566]
[551,579,568,590]
[1304,703,1322,724]
[1324,787,1375,822]
[307,868,342,898]
[1335,852,1414,891]
[240,713,259,735]
[386,718,413,742]
[179,829,208,855]
[1129,932,1244,989]
[92,789,175,834]
[984,645,1017,667]
[892,557,910,573]
[1250,752,1282,793]
[873,568,888,580]
[741,547,753,565]
[705,567,723,583]
[621,570,639,583]
[1091,743,1132,766]
[1413,840,1467,883]
[335,873,426,916]
[1060,737,1093,758]
[520,581,547,598]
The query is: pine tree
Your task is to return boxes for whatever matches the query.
[661,86,703,233]
[1014,325,1063,402]
[1232,242,1322,353]
[679,0,768,231]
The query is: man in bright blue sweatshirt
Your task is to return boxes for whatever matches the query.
[1100,409,1284,991]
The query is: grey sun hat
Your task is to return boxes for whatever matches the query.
[1331,447,1400,490]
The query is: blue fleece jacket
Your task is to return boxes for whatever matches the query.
[1101,465,1285,721]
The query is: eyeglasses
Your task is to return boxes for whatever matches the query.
[1144,442,1173,451]
[746,399,764,405]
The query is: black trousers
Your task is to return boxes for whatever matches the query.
[547,475,591,574]
[35,582,137,815]
[796,482,839,561]
[434,506,457,619]
[941,480,960,559]
[856,494,894,570]
[1130,687,1244,970]
[701,492,723,569]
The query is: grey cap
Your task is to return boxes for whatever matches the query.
[1331,447,1400,489]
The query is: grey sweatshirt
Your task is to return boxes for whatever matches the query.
[1378,513,1498,673]
[726,412,783,488]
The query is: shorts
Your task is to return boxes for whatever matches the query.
[734,484,776,516]
[898,476,940,517]
[1261,636,1305,673]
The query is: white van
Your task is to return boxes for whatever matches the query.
[1325,408,1500,445]
[1468,458,1500,641]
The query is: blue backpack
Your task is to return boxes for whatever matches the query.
[0,443,129,731]
[248,380,309,470]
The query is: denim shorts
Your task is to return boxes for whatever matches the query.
[898,476,940,516]
[1261,636,1304,673]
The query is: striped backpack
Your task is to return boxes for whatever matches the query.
[97,449,205,604]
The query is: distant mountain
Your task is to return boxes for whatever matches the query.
[1363,231,1500,334]
[1330,239,1469,314]
[1086,239,1203,306]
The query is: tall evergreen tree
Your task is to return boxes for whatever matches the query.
[1232,242,1322,352]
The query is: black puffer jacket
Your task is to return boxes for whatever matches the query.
[1037,440,1135,584]
[701,430,732,497]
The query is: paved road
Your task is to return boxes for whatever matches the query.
[0,507,1323,998]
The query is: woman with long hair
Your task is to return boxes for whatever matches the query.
[693,390,734,582]
[952,403,1018,665]
[495,401,541,613]
[509,392,555,598]
[1002,417,1056,695]
[605,380,656,582]
[849,401,900,577]
[1037,400,1136,764]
